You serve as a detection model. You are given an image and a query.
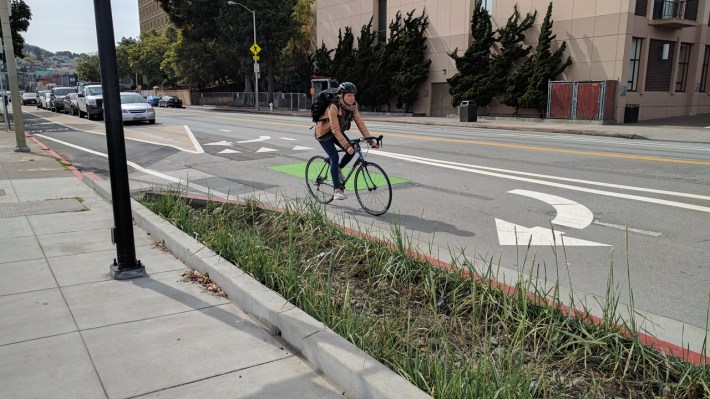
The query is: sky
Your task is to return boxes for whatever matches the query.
[23,0,141,54]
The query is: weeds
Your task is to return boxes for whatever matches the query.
[140,190,710,399]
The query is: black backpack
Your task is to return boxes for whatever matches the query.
[311,88,339,122]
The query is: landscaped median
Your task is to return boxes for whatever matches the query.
[129,188,708,399]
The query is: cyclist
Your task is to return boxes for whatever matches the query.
[314,82,379,200]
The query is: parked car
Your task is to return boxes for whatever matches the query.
[62,93,79,116]
[145,95,160,106]
[77,84,103,120]
[50,87,77,112]
[120,92,155,124]
[37,90,51,109]
[40,93,53,110]
[158,95,182,108]
[22,92,37,105]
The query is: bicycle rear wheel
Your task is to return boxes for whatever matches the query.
[305,156,335,204]
[354,162,392,216]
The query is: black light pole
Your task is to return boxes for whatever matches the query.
[93,0,145,279]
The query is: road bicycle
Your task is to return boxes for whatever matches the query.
[305,135,392,216]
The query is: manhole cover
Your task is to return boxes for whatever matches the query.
[0,198,87,218]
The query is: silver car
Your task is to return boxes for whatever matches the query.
[120,92,155,124]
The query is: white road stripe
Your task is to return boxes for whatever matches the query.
[372,150,710,201]
[372,150,710,213]
[592,220,663,237]
[34,134,230,198]
[184,125,204,153]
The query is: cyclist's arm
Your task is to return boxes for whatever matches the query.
[351,108,371,138]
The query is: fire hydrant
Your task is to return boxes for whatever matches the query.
[269,102,273,111]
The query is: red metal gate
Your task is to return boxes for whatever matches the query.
[547,80,617,121]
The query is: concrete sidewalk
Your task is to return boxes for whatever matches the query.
[0,130,428,398]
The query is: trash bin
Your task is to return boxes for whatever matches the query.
[460,100,477,122]
[624,104,639,123]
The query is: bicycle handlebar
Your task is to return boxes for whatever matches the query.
[349,135,383,147]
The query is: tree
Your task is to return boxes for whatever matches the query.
[503,57,533,114]
[133,28,176,87]
[332,27,355,82]
[447,1,496,108]
[277,0,315,92]
[162,31,223,90]
[116,37,138,87]
[518,2,572,115]
[389,10,430,113]
[491,5,536,95]
[0,0,31,61]
[76,53,101,82]
[351,18,384,110]
[313,42,333,76]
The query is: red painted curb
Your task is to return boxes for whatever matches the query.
[26,132,92,181]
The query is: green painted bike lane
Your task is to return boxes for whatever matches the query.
[269,162,408,191]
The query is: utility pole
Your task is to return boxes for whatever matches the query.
[93,0,145,280]
[0,0,28,152]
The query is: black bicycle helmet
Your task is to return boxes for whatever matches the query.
[337,82,358,94]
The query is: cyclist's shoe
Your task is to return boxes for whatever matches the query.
[334,191,348,200]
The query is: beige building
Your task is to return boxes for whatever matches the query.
[138,0,172,33]
[316,0,710,122]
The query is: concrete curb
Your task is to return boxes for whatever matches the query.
[82,176,431,399]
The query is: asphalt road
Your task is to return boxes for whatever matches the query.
[22,105,710,330]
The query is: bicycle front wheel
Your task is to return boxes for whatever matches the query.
[305,156,335,204]
[354,162,392,216]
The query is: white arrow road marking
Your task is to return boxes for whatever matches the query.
[293,145,313,150]
[205,140,233,146]
[256,147,278,153]
[509,189,593,229]
[237,136,270,143]
[495,219,610,247]
[218,149,241,154]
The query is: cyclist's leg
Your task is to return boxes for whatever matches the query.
[318,138,342,189]
[334,133,354,169]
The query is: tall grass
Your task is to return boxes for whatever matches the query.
[140,190,709,399]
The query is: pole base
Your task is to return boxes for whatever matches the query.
[110,260,147,280]
[14,145,30,153]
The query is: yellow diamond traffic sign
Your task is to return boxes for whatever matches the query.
[250,43,261,55]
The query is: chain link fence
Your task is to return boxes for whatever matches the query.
[190,92,311,110]
[547,80,617,121]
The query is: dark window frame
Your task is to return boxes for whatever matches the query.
[628,38,643,91]
[700,46,710,92]
[377,0,387,41]
[675,43,691,92]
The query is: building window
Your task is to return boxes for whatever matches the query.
[377,0,387,41]
[675,43,691,92]
[635,0,648,16]
[700,46,710,92]
[482,0,492,11]
[628,38,642,91]
[645,39,674,91]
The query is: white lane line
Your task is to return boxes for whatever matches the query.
[205,140,233,146]
[184,125,204,153]
[372,150,710,201]
[34,134,230,198]
[24,111,202,154]
[593,220,663,237]
[372,150,710,213]
[509,189,593,229]
[279,137,297,141]
[218,149,241,154]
